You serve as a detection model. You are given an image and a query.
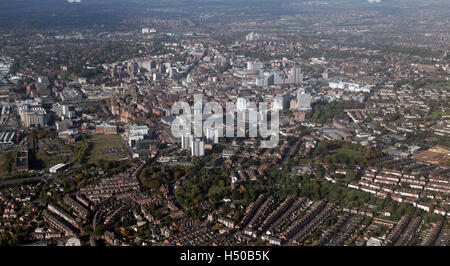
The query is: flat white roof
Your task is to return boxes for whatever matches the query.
[50,163,66,170]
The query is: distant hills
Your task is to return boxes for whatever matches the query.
[0,0,448,30]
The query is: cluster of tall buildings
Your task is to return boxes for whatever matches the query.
[245,32,262,41]
[181,134,205,157]
[272,88,311,112]
[255,67,303,87]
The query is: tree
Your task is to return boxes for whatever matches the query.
[93,224,104,236]
[231,190,242,201]
[345,170,357,182]
[84,225,93,233]
[5,160,13,175]
[316,164,326,178]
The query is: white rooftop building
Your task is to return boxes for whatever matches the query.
[49,163,67,174]
[128,125,150,147]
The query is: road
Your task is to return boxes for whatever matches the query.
[0,175,45,187]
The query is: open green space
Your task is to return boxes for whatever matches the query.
[87,134,129,164]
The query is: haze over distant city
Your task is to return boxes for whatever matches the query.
[0,0,448,250]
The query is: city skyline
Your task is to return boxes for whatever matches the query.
[0,0,448,254]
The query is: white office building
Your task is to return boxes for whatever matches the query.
[273,93,290,111]
[181,134,193,149]
[191,139,205,157]
[247,61,263,71]
[206,128,219,144]
[128,125,150,147]
[237,97,247,112]
[289,67,304,84]
[297,88,312,111]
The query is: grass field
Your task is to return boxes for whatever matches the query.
[36,151,70,168]
[0,152,13,178]
[0,151,32,180]
[327,148,364,164]
[87,134,129,164]
[280,15,296,21]
[36,138,73,169]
